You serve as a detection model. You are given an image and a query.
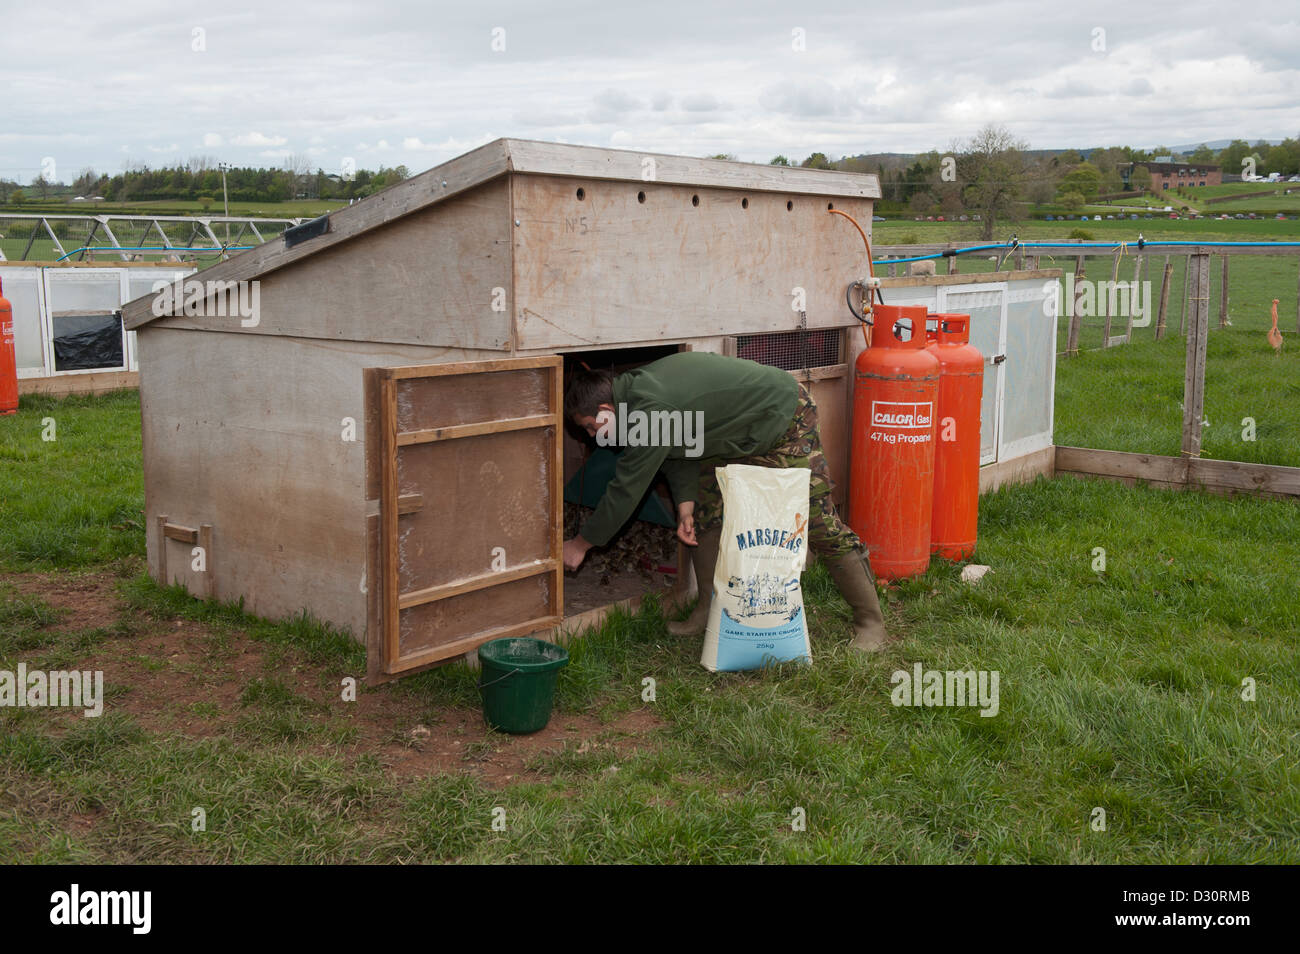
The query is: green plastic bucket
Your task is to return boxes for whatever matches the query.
[477,637,569,734]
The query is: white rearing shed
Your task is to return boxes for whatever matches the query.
[119,138,1056,682]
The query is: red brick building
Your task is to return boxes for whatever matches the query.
[1124,158,1222,191]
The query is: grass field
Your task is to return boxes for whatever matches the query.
[1197,194,1300,214]
[1,382,1298,862]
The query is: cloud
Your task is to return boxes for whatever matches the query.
[4,0,1299,180]
[1045,80,1103,99]
[680,93,723,112]
[761,79,844,117]
[231,131,288,147]
[586,88,642,124]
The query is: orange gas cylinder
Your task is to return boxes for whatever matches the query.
[849,304,940,580]
[0,277,16,416]
[926,314,983,560]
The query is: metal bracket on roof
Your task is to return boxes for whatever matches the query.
[283,214,330,249]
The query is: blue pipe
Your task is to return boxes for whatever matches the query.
[54,245,254,263]
[873,239,1300,267]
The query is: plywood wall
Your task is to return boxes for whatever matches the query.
[139,327,498,639]
[511,176,874,350]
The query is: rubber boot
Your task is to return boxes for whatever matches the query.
[667,527,721,637]
[824,546,889,652]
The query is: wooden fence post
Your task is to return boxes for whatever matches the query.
[1178,255,1190,335]
[1066,255,1085,356]
[1219,256,1230,328]
[1181,252,1211,458]
[947,247,958,275]
[1126,253,1142,342]
[1155,258,1172,340]
[1102,249,1121,345]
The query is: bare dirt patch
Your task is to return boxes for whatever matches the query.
[14,570,120,632]
[5,570,665,789]
[365,705,664,788]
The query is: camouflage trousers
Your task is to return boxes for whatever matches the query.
[694,384,862,558]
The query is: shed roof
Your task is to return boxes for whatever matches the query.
[123,138,880,329]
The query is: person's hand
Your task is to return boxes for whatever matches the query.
[676,501,697,546]
[563,536,593,570]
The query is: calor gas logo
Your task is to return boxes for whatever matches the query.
[871,401,933,430]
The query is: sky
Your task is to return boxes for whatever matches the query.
[2,0,1298,183]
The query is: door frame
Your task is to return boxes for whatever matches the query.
[938,281,1007,467]
[365,355,564,681]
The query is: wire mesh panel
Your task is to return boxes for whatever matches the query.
[1002,294,1056,457]
[1,268,46,371]
[733,328,842,370]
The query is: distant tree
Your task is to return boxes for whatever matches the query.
[955,124,1030,239]
[11,188,25,205]
[71,167,98,196]
[769,155,791,166]
[800,152,834,170]
[1187,143,1215,164]
[1130,165,1152,192]
[32,174,51,200]
[1265,138,1300,176]
[938,186,964,219]
[908,191,934,215]
[1024,169,1057,206]
[1058,162,1102,201]
[198,195,214,211]
[1060,191,1085,212]
[706,153,737,161]
[285,154,313,198]
[1216,139,1252,176]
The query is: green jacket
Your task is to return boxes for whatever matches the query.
[579,352,798,546]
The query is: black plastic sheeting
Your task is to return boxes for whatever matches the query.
[53,314,124,371]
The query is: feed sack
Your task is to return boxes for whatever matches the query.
[701,464,812,672]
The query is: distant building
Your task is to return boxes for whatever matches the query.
[1123,160,1221,191]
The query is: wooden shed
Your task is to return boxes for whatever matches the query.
[121,138,1050,682]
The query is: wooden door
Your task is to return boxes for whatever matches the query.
[365,356,564,679]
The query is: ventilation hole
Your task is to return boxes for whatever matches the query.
[637,191,646,203]
[828,202,835,210]
[742,197,749,209]
[576,187,585,200]
[787,200,794,211]
[692,194,700,207]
